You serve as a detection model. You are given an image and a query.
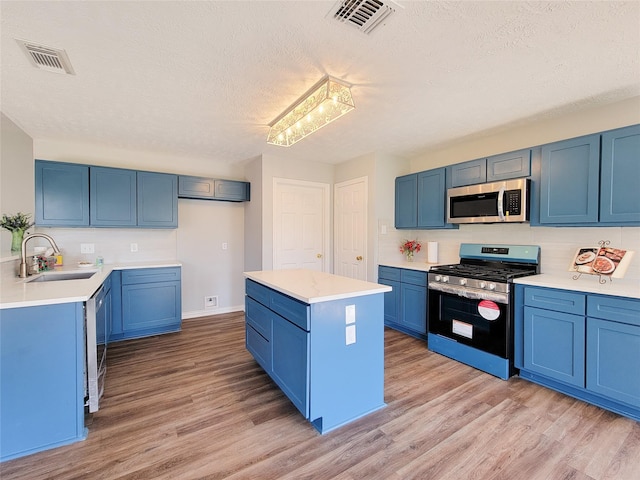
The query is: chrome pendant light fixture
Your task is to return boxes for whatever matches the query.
[267,75,355,147]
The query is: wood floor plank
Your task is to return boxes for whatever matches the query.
[1,313,638,479]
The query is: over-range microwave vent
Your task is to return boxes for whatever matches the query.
[16,39,75,75]
[328,0,401,35]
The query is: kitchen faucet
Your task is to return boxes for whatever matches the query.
[19,233,61,278]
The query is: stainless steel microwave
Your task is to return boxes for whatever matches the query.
[447,178,530,224]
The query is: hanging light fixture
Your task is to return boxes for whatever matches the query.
[267,75,355,147]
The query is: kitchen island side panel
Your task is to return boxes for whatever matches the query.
[309,293,386,433]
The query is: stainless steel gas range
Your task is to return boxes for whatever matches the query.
[427,244,540,379]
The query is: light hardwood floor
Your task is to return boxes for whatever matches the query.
[2,312,639,479]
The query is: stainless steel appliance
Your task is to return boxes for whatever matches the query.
[85,285,107,412]
[427,244,540,379]
[447,178,530,224]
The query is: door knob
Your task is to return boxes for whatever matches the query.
[317,253,323,258]
[356,256,363,261]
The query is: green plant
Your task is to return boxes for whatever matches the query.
[1,212,34,232]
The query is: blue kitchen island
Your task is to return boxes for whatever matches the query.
[244,269,391,434]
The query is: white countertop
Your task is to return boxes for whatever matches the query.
[0,260,181,309]
[244,269,391,304]
[378,261,444,272]
[514,273,640,299]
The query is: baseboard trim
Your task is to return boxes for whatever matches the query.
[182,305,245,320]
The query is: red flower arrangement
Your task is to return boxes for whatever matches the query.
[400,239,421,260]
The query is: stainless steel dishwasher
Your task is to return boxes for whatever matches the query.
[85,284,107,413]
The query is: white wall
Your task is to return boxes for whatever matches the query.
[411,96,640,171]
[378,96,640,283]
[0,113,34,255]
[243,156,263,273]
[32,139,248,316]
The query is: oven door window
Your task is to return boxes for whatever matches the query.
[429,292,508,357]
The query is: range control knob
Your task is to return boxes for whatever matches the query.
[479,281,487,289]
[435,275,442,282]
[459,278,467,286]
[488,283,496,291]
[442,276,449,283]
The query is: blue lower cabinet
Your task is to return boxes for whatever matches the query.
[271,314,310,417]
[378,266,427,339]
[380,278,400,325]
[111,267,182,341]
[523,306,585,387]
[586,319,640,408]
[244,279,385,434]
[246,324,271,372]
[1,303,87,461]
[515,285,640,421]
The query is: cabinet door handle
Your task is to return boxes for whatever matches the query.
[317,253,323,258]
[356,256,363,261]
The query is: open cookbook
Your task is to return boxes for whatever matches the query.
[569,246,634,278]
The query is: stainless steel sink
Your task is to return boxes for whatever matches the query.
[26,271,97,282]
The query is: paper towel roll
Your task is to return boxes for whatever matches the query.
[427,242,438,263]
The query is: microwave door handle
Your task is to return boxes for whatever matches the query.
[497,185,506,221]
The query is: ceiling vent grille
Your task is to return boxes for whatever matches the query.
[16,40,75,75]
[328,0,400,35]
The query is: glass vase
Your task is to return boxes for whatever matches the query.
[11,229,25,254]
[406,251,414,262]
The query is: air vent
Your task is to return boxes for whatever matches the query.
[16,39,75,75]
[328,0,400,35]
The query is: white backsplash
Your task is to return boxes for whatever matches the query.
[378,223,640,281]
[29,227,178,266]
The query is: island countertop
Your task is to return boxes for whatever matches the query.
[244,269,392,304]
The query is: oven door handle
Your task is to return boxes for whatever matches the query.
[497,185,506,221]
[428,282,509,304]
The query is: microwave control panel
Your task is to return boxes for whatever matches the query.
[505,189,521,215]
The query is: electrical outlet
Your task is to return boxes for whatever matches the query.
[204,295,218,308]
[130,243,138,252]
[80,243,95,254]
[222,242,228,250]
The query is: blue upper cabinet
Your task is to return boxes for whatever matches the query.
[395,174,418,228]
[214,179,250,202]
[599,124,640,224]
[451,158,487,187]
[137,172,178,228]
[178,175,215,199]
[395,168,457,230]
[90,167,137,227]
[36,160,178,228]
[537,126,640,226]
[35,160,89,226]
[178,175,250,202]
[417,167,452,228]
[486,149,531,182]
[539,134,601,224]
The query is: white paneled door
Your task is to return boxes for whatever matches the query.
[273,178,330,271]
[334,176,367,280]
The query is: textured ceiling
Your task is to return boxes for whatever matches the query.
[1,1,639,166]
